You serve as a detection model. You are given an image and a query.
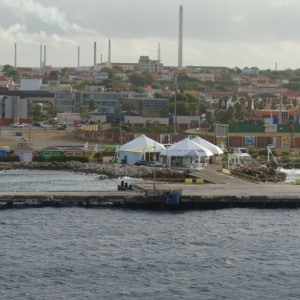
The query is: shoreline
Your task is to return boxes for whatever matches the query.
[1,162,300,210]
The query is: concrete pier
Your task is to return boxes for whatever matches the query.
[0,165,299,210]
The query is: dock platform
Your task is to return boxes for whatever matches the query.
[1,165,299,210]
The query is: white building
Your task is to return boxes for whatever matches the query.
[139,56,164,73]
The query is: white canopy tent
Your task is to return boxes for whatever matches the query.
[191,136,224,156]
[160,138,213,167]
[117,135,165,165]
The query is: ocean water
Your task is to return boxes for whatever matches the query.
[0,169,119,192]
[1,208,300,300]
[1,169,300,299]
[280,168,300,183]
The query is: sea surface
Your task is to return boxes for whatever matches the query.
[0,169,119,192]
[1,170,300,299]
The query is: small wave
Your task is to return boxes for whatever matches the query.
[225,256,238,267]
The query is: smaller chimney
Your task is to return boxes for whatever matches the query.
[40,44,43,68]
[14,43,17,68]
[94,41,97,67]
[108,39,111,63]
[78,45,80,68]
[158,43,161,62]
[44,45,47,66]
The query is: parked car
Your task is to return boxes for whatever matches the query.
[40,124,53,128]
[134,160,148,166]
[146,161,163,167]
[57,126,67,130]
[10,123,25,128]
[32,121,42,127]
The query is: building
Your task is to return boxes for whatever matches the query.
[40,146,65,160]
[138,56,163,73]
[94,62,138,72]
[189,71,215,82]
[0,76,10,88]
[120,97,169,118]
[55,91,81,113]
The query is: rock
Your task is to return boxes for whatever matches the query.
[231,163,286,182]
[0,161,185,179]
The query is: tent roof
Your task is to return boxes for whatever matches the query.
[192,136,223,155]
[160,138,213,157]
[119,135,165,152]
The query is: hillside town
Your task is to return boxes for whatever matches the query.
[0,57,299,151]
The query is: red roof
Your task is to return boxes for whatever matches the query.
[0,76,9,81]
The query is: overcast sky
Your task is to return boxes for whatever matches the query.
[1,0,300,70]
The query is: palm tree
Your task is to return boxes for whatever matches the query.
[288,120,295,152]
[260,120,267,147]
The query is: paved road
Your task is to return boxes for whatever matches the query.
[134,164,300,197]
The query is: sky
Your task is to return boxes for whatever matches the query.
[1,0,300,70]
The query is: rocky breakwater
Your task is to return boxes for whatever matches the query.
[0,161,185,179]
[231,163,287,182]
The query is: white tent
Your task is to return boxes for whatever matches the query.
[160,138,213,167]
[160,138,213,157]
[191,136,223,156]
[118,135,165,165]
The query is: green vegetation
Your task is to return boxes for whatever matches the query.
[0,154,20,162]
[3,64,20,81]
[33,156,89,163]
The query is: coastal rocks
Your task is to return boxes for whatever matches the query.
[231,163,287,182]
[280,162,300,169]
[0,161,185,179]
[0,162,13,170]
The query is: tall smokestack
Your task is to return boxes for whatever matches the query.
[178,5,183,68]
[44,45,47,66]
[78,45,80,68]
[158,43,161,61]
[108,39,111,63]
[40,44,43,68]
[94,41,97,67]
[14,43,17,68]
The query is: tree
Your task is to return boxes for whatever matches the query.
[234,99,249,122]
[288,120,295,152]
[93,151,103,162]
[31,104,46,121]
[88,100,98,111]
[169,101,190,116]
[260,120,267,147]
[128,73,153,87]
[3,64,20,81]
[48,102,58,118]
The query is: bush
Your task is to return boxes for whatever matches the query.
[279,156,291,163]
[32,156,46,162]
[0,155,20,162]
[46,156,89,163]
[258,149,268,156]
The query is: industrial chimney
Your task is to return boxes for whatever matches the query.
[178,5,183,68]
[14,43,17,68]
[44,45,47,66]
[94,41,97,67]
[158,43,161,62]
[40,44,43,69]
[108,39,111,64]
[78,45,80,68]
